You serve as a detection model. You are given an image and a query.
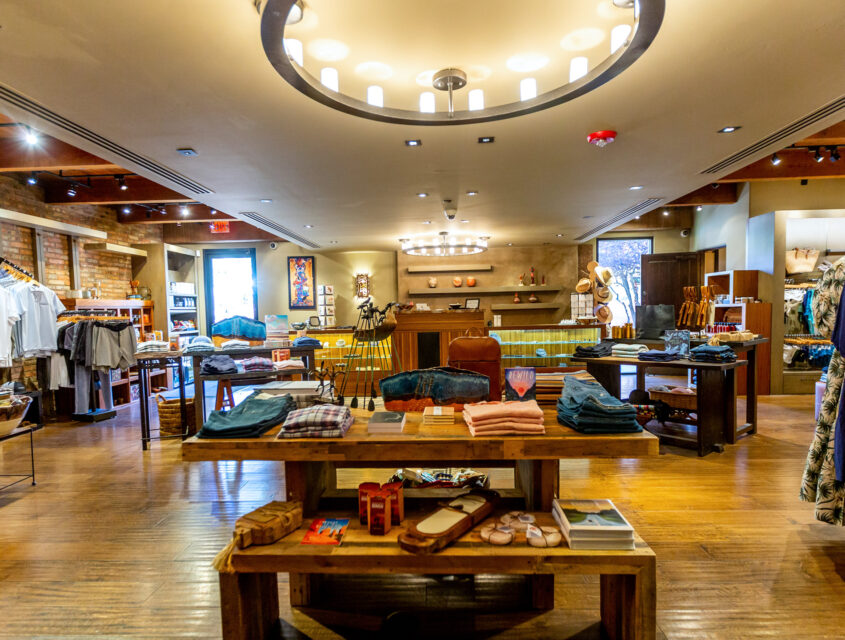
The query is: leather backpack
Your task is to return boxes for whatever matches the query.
[447,329,501,401]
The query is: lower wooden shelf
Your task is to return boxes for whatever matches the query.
[491,303,560,311]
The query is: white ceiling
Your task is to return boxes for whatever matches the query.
[0,1,844,251]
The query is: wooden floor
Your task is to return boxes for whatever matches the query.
[0,388,843,639]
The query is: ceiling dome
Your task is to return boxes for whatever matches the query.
[261,0,664,125]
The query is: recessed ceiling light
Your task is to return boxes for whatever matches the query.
[460,219,470,223]
[260,198,273,203]
[177,148,198,157]
[717,126,741,133]
[23,128,38,146]
[405,139,422,147]
[210,209,217,215]
[181,206,189,216]
[422,220,432,224]
[556,234,563,237]
[416,192,428,198]
[634,215,640,220]
[304,224,313,229]
[506,53,549,73]
[663,209,670,216]
[507,243,513,246]
[478,136,495,144]
[629,185,644,190]
[466,190,478,196]
[696,205,703,212]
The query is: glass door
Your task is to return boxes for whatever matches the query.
[203,248,258,334]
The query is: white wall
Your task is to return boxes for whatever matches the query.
[691,183,749,269]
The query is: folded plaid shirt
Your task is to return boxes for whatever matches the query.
[279,404,353,438]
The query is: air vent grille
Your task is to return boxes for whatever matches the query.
[0,85,213,195]
[238,212,320,249]
[575,198,663,242]
[702,95,845,175]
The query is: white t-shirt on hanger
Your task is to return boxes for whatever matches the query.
[0,287,21,367]
[14,282,65,356]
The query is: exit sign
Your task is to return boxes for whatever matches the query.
[209,221,230,234]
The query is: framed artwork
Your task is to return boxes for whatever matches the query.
[324,285,334,294]
[287,256,316,309]
[324,295,335,305]
[465,298,480,310]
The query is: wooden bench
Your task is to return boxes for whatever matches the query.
[218,512,656,640]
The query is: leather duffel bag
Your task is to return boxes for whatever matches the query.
[447,329,501,401]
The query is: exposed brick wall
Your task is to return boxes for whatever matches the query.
[0,175,162,386]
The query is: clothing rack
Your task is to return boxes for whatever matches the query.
[0,256,35,280]
[784,283,817,289]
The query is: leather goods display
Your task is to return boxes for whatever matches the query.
[398,490,499,554]
[785,248,820,275]
[447,329,501,400]
[635,304,676,340]
[213,501,303,573]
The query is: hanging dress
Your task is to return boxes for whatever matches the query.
[800,257,845,524]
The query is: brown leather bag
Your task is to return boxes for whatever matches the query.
[447,329,501,401]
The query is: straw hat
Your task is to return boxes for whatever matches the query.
[586,261,599,274]
[594,284,614,302]
[594,304,613,324]
[594,265,614,286]
[575,278,592,293]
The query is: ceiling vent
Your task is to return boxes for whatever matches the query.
[238,211,320,249]
[574,198,663,242]
[0,84,213,195]
[702,95,845,175]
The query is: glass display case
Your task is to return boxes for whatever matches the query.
[491,325,602,367]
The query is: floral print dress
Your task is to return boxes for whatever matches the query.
[800,257,845,524]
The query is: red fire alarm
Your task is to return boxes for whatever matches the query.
[587,130,617,147]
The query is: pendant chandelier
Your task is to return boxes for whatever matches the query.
[400,231,489,257]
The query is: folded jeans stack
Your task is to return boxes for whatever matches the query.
[278,404,354,438]
[462,400,546,436]
[200,355,238,375]
[573,342,613,359]
[292,336,322,348]
[611,343,648,358]
[241,356,274,372]
[197,392,296,438]
[557,376,641,434]
[184,335,215,354]
[638,348,680,362]
[689,344,737,363]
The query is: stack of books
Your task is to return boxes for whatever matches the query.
[422,406,454,425]
[367,411,406,434]
[552,499,635,550]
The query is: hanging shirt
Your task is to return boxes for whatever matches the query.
[13,282,65,356]
[0,287,21,367]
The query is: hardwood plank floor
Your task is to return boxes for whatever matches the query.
[0,390,842,639]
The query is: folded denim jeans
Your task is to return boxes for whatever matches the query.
[198,392,296,438]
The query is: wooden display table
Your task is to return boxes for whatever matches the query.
[183,408,658,514]
[583,356,748,456]
[218,511,656,640]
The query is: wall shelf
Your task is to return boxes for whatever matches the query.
[491,303,560,311]
[409,285,560,296]
[406,264,493,273]
[85,242,148,257]
[0,206,107,239]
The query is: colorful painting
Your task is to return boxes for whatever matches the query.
[287,256,316,309]
[505,367,536,401]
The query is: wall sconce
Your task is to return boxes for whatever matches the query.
[355,273,371,298]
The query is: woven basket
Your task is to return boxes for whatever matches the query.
[156,394,196,436]
[648,388,697,411]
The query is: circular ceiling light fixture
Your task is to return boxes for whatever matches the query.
[401,231,489,256]
[262,0,664,125]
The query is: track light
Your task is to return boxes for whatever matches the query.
[663,209,670,216]
[122,206,131,214]
[160,206,167,215]
[26,172,37,185]
[117,176,128,191]
[180,206,189,216]
[696,205,703,212]
[771,153,781,166]
[831,147,841,163]
[67,186,77,197]
[814,147,824,163]
[210,209,217,215]
[23,127,38,146]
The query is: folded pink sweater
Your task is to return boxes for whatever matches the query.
[467,423,546,437]
[465,415,544,428]
[463,400,544,422]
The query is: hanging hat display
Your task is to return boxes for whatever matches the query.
[575,278,592,293]
[594,284,614,302]
[594,304,613,324]
[594,266,614,287]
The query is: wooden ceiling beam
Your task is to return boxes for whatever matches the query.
[717,148,845,182]
[666,183,737,206]
[0,137,123,173]
[119,204,234,224]
[613,207,693,231]
[794,121,845,147]
[43,174,191,204]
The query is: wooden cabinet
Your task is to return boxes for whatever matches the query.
[391,311,487,370]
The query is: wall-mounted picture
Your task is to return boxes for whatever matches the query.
[324,295,335,305]
[288,256,316,309]
[324,285,334,294]
[465,298,480,310]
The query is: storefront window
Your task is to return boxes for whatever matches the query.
[596,237,654,325]
[203,248,258,333]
